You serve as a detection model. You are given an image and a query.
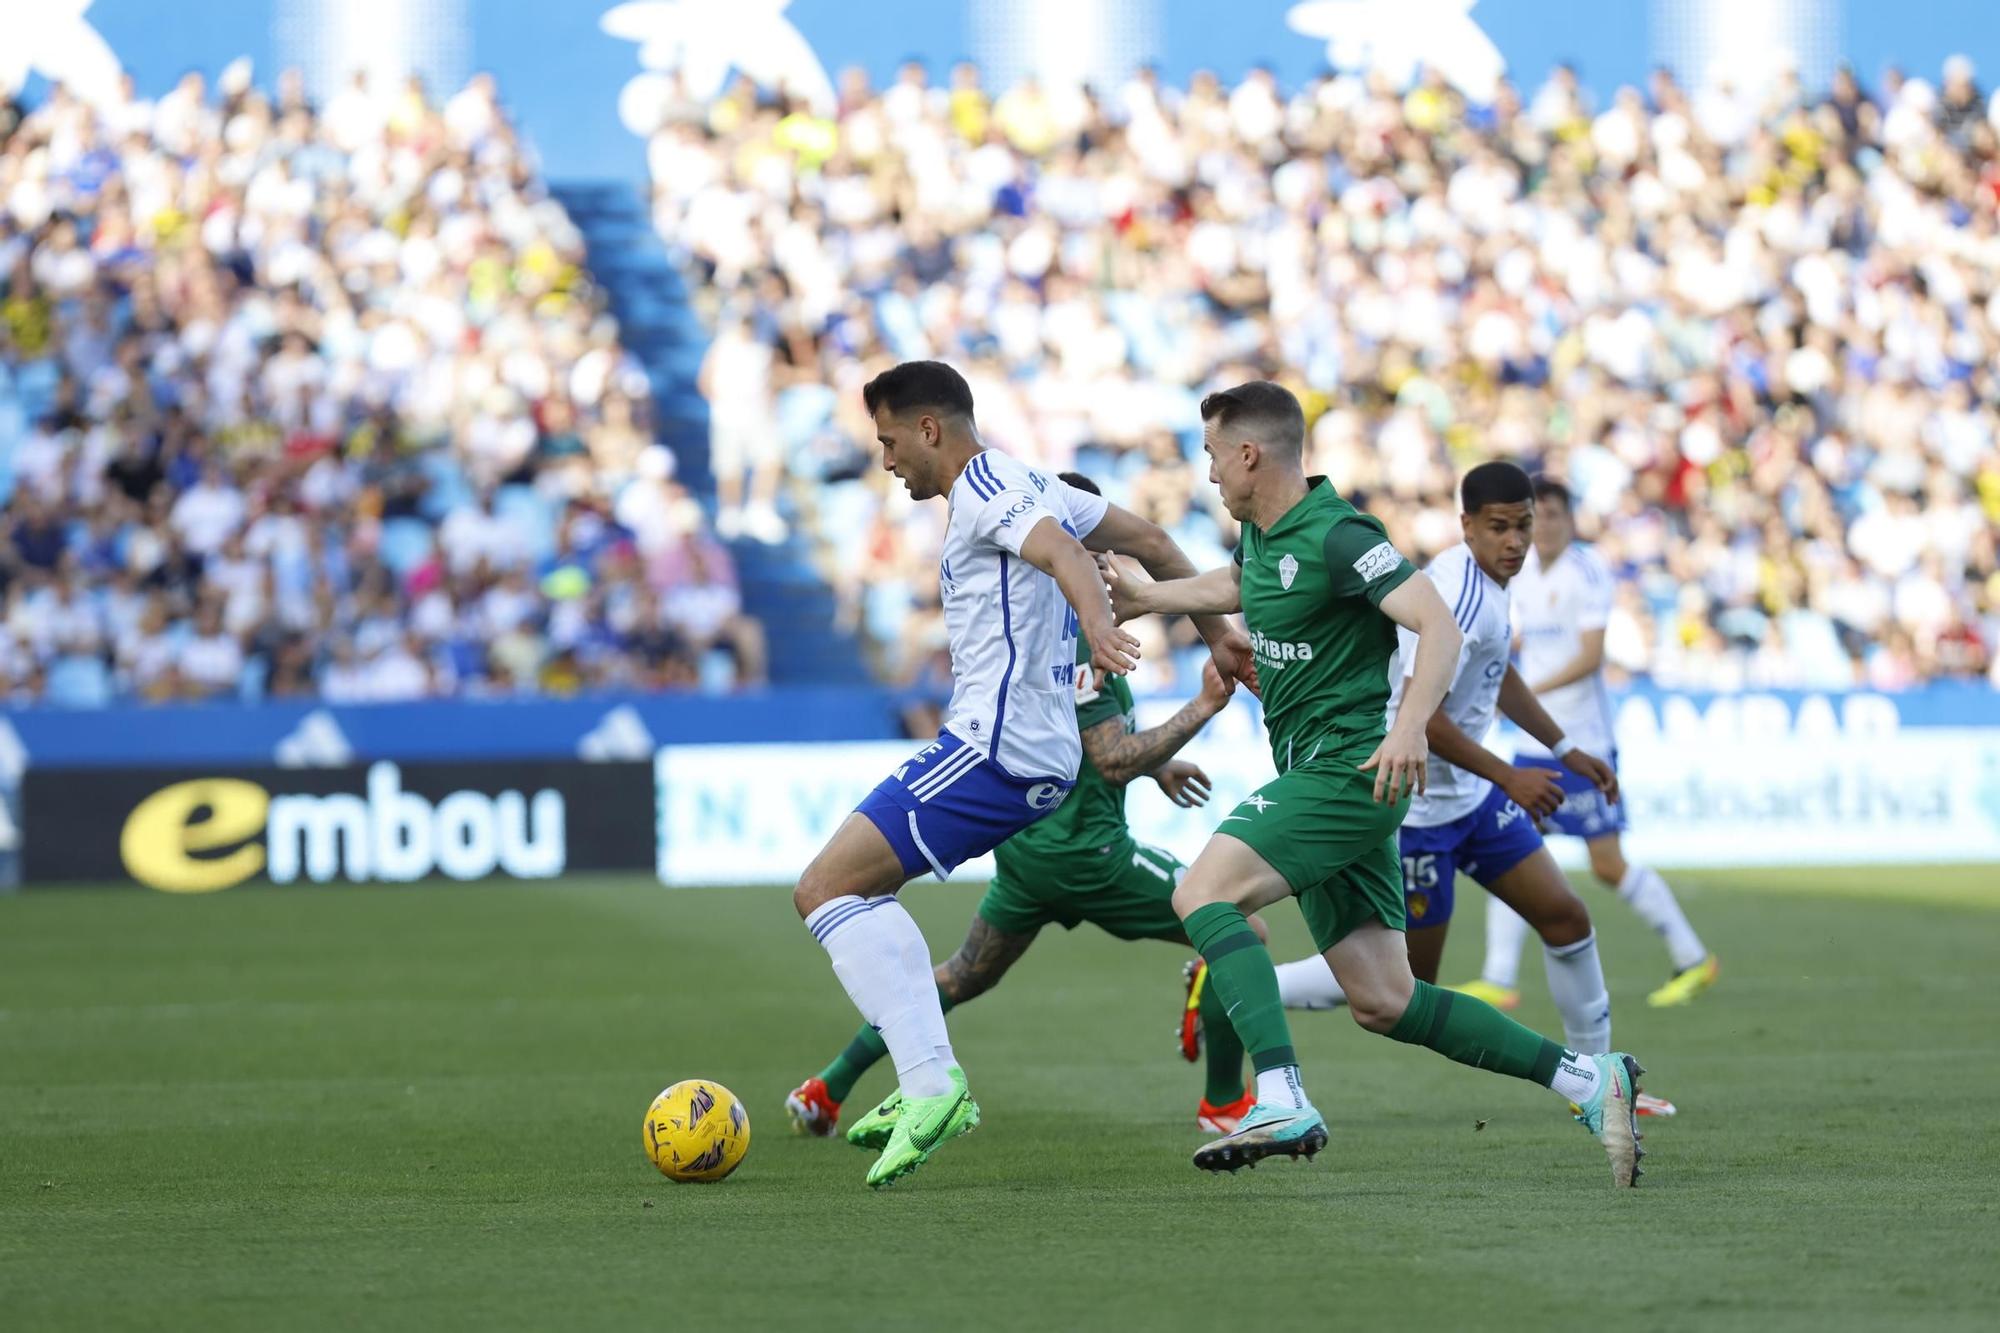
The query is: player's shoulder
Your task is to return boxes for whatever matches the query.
[968,448,1043,492]
[1566,542,1612,585]
[1430,545,1497,627]
[1424,542,1477,584]
[1316,488,1387,537]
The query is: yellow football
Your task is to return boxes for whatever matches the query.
[643,1079,751,1182]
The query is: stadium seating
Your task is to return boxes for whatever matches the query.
[640,60,2000,694]
[0,72,756,704]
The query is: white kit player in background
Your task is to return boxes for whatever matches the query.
[789,360,1255,1190]
[1469,477,1720,1012]
[1264,464,1668,1111]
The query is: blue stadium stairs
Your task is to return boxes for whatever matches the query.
[553,182,870,685]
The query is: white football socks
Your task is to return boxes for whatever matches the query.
[1618,864,1708,972]
[1547,1049,1603,1104]
[1276,955,1347,1009]
[1254,1065,1310,1111]
[1480,897,1531,989]
[805,894,956,1098]
[1542,930,1612,1054]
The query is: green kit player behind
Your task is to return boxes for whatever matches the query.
[1106,381,1649,1187]
[786,472,1266,1143]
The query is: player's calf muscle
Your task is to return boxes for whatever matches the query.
[934,919,1035,1001]
[1587,838,1627,885]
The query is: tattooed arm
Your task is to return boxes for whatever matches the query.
[1080,659,1235,788]
[933,915,1040,1003]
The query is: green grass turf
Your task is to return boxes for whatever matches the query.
[2,867,1997,1332]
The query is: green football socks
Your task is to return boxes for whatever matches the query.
[1185,902,1296,1073]
[1195,962,1250,1103]
[1388,978,1565,1087]
[821,988,958,1102]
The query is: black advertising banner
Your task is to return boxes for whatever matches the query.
[23,761,654,890]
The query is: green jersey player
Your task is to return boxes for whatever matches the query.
[786,474,1264,1144]
[1108,381,1649,1187]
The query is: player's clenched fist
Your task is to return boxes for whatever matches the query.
[1206,625,1261,698]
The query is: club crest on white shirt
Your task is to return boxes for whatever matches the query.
[1279,553,1299,589]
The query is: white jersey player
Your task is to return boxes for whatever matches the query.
[789,360,1253,1190]
[1267,464,1679,1112]
[1466,477,1719,1013]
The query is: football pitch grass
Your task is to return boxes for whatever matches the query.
[3,868,1996,1331]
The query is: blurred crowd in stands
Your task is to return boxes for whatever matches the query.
[646,54,2000,699]
[0,67,763,707]
[8,50,2000,710]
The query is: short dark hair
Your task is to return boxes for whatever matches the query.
[1532,475,1572,512]
[861,360,974,419]
[1198,380,1304,455]
[1460,461,1535,514]
[1057,471,1101,496]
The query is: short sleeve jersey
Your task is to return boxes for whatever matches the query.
[941,449,1110,781]
[1511,542,1616,756]
[1386,544,1512,826]
[1235,479,1415,772]
[994,633,1137,887]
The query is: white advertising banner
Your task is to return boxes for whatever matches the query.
[654,743,997,887]
[653,727,2000,886]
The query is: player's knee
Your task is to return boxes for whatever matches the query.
[1246,912,1270,944]
[792,863,844,918]
[1170,877,1218,920]
[1344,970,1414,1034]
[1588,843,1627,886]
[1534,892,1593,947]
[791,877,822,919]
[1347,988,1407,1034]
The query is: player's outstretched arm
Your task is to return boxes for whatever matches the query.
[1019,516,1141,677]
[1102,559,1241,620]
[1498,665,1618,802]
[1099,556,1258,694]
[1359,575,1462,803]
[1080,659,1234,789]
[1081,503,1236,642]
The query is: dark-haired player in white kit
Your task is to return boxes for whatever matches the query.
[1462,477,1719,1016]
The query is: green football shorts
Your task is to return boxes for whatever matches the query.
[978,841,1188,942]
[1217,743,1409,953]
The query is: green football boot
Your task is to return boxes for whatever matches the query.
[1571,1052,1647,1187]
[1191,1102,1328,1172]
[844,1089,901,1151]
[864,1069,980,1189]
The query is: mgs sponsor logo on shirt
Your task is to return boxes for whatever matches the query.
[1249,628,1315,667]
[1352,541,1403,583]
